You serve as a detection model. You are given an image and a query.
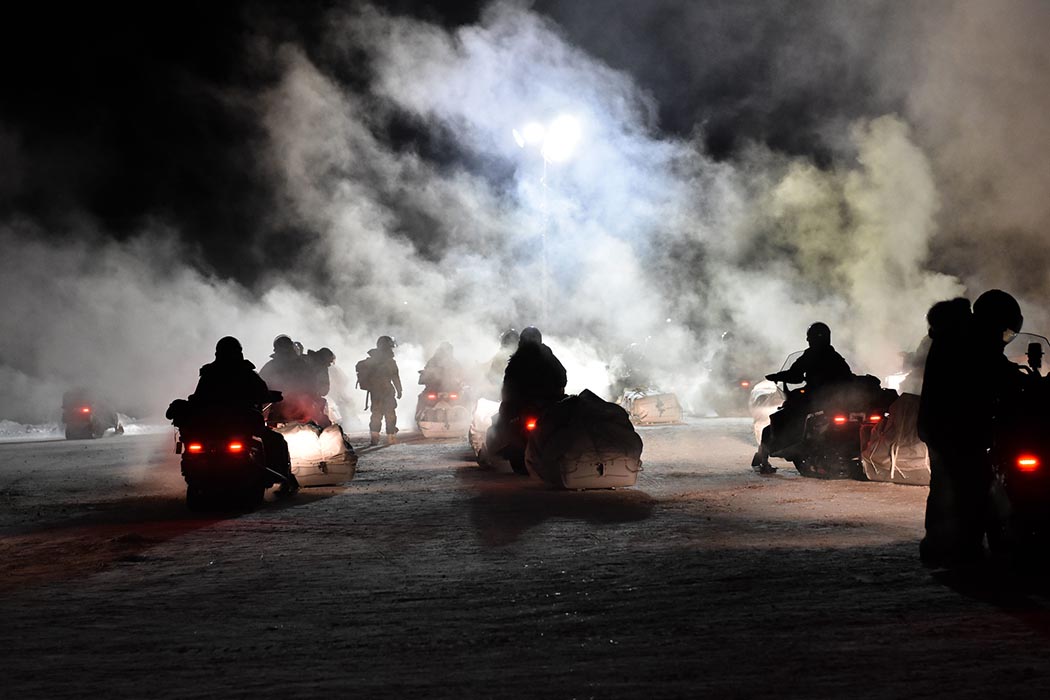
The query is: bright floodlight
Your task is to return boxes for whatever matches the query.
[522,122,546,145]
[541,115,581,163]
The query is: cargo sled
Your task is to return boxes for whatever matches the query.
[617,388,683,425]
[860,393,930,485]
[526,390,644,489]
[276,423,358,487]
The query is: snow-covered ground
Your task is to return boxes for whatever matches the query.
[1,419,1046,698]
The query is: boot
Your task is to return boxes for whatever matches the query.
[751,445,776,475]
[370,432,380,446]
[387,433,398,445]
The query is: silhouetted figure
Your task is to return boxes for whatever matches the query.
[419,342,464,393]
[260,335,316,424]
[358,336,402,445]
[752,322,853,473]
[483,329,519,399]
[190,336,296,492]
[303,347,336,427]
[498,326,567,423]
[919,290,1024,567]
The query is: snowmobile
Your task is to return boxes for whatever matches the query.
[167,396,296,511]
[62,389,123,440]
[758,351,898,479]
[484,399,549,476]
[987,334,1050,561]
[415,386,471,439]
[706,376,758,418]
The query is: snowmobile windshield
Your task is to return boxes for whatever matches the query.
[1006,332,1050,378]
[778,350,807,392]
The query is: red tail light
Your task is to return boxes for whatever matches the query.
[740,381,750,388]
[868,414,883,423]
[1017,455,1040,472]
[449,393,459,400]
[80,407,91,414]
[832,415,848,425]
[524,417,538,432]
[186,443,203,453]
[228,442,244,453]
[427,393,437,400]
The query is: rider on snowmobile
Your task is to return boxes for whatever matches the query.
[188,336,298,493]
[752,322,853,474]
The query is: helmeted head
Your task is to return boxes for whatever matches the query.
[973,289,1023,344]
[273,334,295,353]
[519,326,542,346]
[806,322,831,348]
[499,328,519,349]
[315,347,335,365]
[215,336,243,362]
[293,341,304,356]
[926,297,971,339]
[435,341,454,358]
[377,335,396,352]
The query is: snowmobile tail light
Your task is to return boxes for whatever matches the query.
[868,414,883,423]
[187,443,203,453]
[740,381,750,388]
[833,415,848,425]
[427,393,438,400]
[525,417,538,432]
[1017,455,1040,472]
[449,393,459,400]
[80,407,91,414]
[228,442,244,453]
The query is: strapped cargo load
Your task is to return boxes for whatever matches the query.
[617,388,683,425]
[526,390,644,489]
[861,393,930,485]
[276,422,358,487]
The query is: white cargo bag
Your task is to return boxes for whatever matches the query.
[277,423,358,487]
[861,393,930,485]
[618,389,683,425]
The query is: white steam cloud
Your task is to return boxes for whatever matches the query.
[2,0,1046,423]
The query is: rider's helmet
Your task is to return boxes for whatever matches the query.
[377,335,397,351]
[806,322,832,347]
[973,289,1023,343]
[293,341,304,356]
[215,336,243,360]
[499,328,519,349]
[519,326,542,346]
[315,347,336,365]
[273,334,295,352]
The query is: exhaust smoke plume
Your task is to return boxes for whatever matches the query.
[1,1,1048,424]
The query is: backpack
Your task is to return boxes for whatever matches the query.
[355,356,377,392]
